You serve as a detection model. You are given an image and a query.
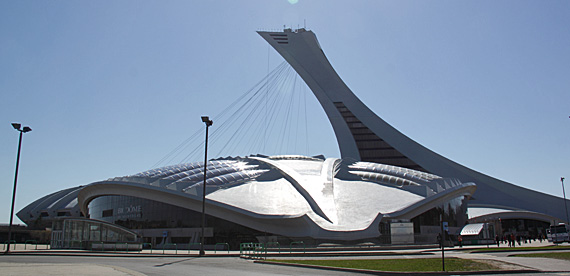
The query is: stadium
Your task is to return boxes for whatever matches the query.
[16,28,564,248]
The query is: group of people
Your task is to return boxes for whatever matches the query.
[494,233,546,247]
[439,232,546,248]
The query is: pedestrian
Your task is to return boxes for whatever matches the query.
[495,234,500,247]
[458,235,463,248]
[511,233,516,248]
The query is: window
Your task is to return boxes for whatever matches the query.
[102,209,113,217]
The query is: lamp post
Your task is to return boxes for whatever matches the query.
[6,123,32,253]
[440,212,445,272]
[562,177,569,225]
[200,116,213,256]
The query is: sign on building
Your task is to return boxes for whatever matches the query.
[391,222,414,245]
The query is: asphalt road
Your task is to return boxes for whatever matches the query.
[0,255,356,276]
[2,245,570,276]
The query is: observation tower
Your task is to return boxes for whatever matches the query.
[258,28,565,224]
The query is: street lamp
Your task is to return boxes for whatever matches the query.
[439,212,445,272]
[562,177,569,225]
[6,123,32,253]
[200,116,212,256]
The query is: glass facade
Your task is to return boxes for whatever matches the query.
[89,195,200,229]
[87,194,471,247]
[51,218,137,250]
[376,196,468,244]
[411,196,469,232]
[88,195,264,249]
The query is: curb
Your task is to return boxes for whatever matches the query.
[469,246,570,254]
[254,260,545,275]
[1,249,433,258]
[2,251,240,258]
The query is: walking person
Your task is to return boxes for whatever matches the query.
[511,233,516,248]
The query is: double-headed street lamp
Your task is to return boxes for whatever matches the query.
[200,116,213,256]
[6,123,32,253]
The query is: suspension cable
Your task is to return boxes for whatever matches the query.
[152,61,316,168]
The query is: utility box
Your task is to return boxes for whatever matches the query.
[391,222,414,245]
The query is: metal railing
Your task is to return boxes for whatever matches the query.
[162,243,178,254]
[24,240,38,250]
[90,241,141,252]
[68,239,84,249]
[116,242,129,252]
[92,241,104,252]
[3,240,16,251]
[266,241,280,253]
[214,243,229,253]
[188,242,201,254]
[240,242,265,259]
[290,241,305,253]
[141,242,153,253]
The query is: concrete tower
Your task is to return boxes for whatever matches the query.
[258,28,565,223]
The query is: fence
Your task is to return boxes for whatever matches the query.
[90,242,142,252]
[240,241,307,259]
[3,240,50,251]
[239,242,266,259]
[214,243,229,253]
[289,241,305,253]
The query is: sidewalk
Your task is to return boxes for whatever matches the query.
[453,251,570,272]
[262,242,570,273]
[447,242,570,272]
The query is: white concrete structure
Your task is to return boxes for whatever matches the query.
[74,155,474,240]
[258,28,568,224]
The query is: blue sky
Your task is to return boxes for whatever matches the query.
[1,1,569,224]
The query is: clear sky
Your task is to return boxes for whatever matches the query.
[1,1,569,225]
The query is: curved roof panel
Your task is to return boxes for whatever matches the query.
[75,155,476,240]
